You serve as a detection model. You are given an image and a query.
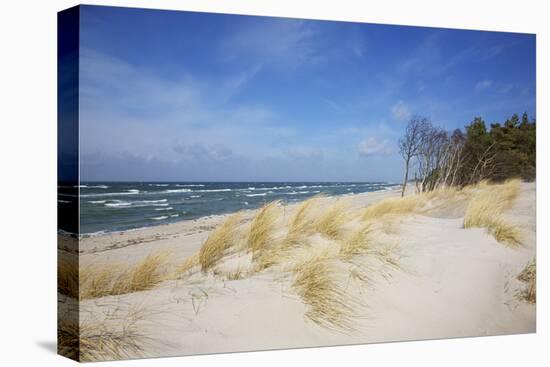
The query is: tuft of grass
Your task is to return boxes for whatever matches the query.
[362,195,421,221]
[79,251,169,300]
[198,213,241,272]
[58,255,79,299]
[315,201,348,240]
[246,201,281,269]
[292,254,356,332]
[58,307,150,362]
[339,224,372,261]
[464,179,522,246]
[283,196,322,248]
[517,259,536,303]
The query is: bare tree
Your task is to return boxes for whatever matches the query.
[398,117,430,197]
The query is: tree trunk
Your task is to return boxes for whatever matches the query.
[401,158,410,197]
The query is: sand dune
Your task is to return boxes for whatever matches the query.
[58,182,536,361]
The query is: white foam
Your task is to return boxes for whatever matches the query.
[195,188,232,193]
[155,207,173,211]
[89,200,107,204]
[80,190,141,198]
[163,188,192,193]
[246,193,267,197]
[190,195,201,198]
[152,216,168,220]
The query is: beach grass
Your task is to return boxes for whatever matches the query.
[464,179,522,245]
[362,195,421,221]
[58,255,79,299]
[292,254,356,332]
[315,200,348,240]
[246,201,281,270]
[198,213,241,272]
[517,258,536,303]
[80,251,169,299]
[58,307,150,362]
[339,224,373,261]
[283,195,322,248]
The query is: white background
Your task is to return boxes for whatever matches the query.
[0,0,547,365]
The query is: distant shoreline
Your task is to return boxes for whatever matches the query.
[65,182,401,237]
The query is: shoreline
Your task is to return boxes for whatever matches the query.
[73,184,402,239]
[71,186,402,255]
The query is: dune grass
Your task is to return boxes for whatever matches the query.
[362,195,421,221]
[58,255,79,299]
[463,179,522,245]
[246,201,281,270]
[283,196,322,248]
[339,224,372,261]
[292,254,356,332]
[58,307,150,362]
[315,201,348,240]
[79,251,169,300]
[517,258,536,303]
[198,213,241,272]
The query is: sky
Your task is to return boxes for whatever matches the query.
[78,5,536,182]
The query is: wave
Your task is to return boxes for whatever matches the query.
[170,214,179,218]
[133,199,167,204]
[152,216,168,221]
[58,199,71,203]
[149,183,169,187]
[80,189,141,198]
[194,188,232,193]
[155,207,173,211]
[105,200,169,208]
[175,184,205,187]
[89,200,107,204]
[190,195,201,198]
[245,193,267,197]
[76,185,109,189]
[163,188,191,193]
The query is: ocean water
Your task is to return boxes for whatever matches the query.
[59,182,397,235]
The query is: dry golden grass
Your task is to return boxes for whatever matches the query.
[362,195,421,221]
[58,307,150,361]
[58,255,79,299]
[464,179,522,246]
[246,201,281,269]
[292,254,356,332]
[315,201,348,240]
[283,196,322,248]
[339,224,372,261]
[79,251,169,300]
[517,259,536,303]
[198,213,241,272]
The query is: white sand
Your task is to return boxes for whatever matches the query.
[70,183,536,359]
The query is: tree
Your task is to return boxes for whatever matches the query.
[398,117,430,197]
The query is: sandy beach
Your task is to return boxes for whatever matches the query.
[57,181,536,360]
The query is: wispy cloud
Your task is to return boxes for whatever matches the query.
[220,19,320,70]
[358,137,392,156]
[391,100,412,122]
[475,79,493,91]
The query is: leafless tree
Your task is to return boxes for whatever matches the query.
[398,117,430,197]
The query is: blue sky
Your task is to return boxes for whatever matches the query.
[78,5,536,182]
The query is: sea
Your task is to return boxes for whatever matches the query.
[58,182,398,235]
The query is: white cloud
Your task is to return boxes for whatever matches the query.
[475,79,493,91]
[391,100,411,122]
[358,137,392,157]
